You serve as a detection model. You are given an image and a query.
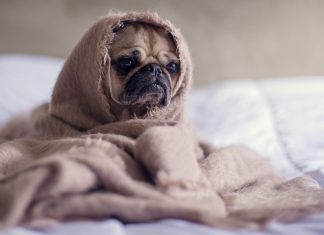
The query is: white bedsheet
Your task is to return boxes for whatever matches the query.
[1,54,324,235]
[189,78,324,181]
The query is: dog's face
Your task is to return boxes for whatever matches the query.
[109,23,180,116]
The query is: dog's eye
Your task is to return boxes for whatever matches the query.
[166,61,179,75]
[116,57,135,75]
[118,57,133,69]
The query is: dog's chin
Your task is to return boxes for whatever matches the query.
[120,88,165,117]
[120,80,171,117]
[122,83,169,113]
[134,84,166,105]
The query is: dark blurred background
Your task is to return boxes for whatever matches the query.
[1,0,324,85]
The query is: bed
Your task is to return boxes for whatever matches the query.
[0,54,324,235]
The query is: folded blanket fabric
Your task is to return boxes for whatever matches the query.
[1,11,324,230]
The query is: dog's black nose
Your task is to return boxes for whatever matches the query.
[144,63,162,75]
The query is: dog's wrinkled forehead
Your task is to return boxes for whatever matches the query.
[110,22,177,63]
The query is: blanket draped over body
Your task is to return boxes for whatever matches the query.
[1,11,324,230]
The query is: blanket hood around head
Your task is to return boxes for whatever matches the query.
[38,11,193,137]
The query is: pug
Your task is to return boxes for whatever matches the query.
[108,23,180,118]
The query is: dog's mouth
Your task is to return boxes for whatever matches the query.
[136,83,165,104]
[123,80,170,107]
[121,65,172,108]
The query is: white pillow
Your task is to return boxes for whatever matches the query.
[0,54,63,125]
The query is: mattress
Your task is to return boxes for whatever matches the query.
[1,54,324,235]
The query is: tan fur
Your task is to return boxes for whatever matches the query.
[0,11,324,231]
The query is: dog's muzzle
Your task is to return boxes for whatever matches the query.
[122,63,172,107]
